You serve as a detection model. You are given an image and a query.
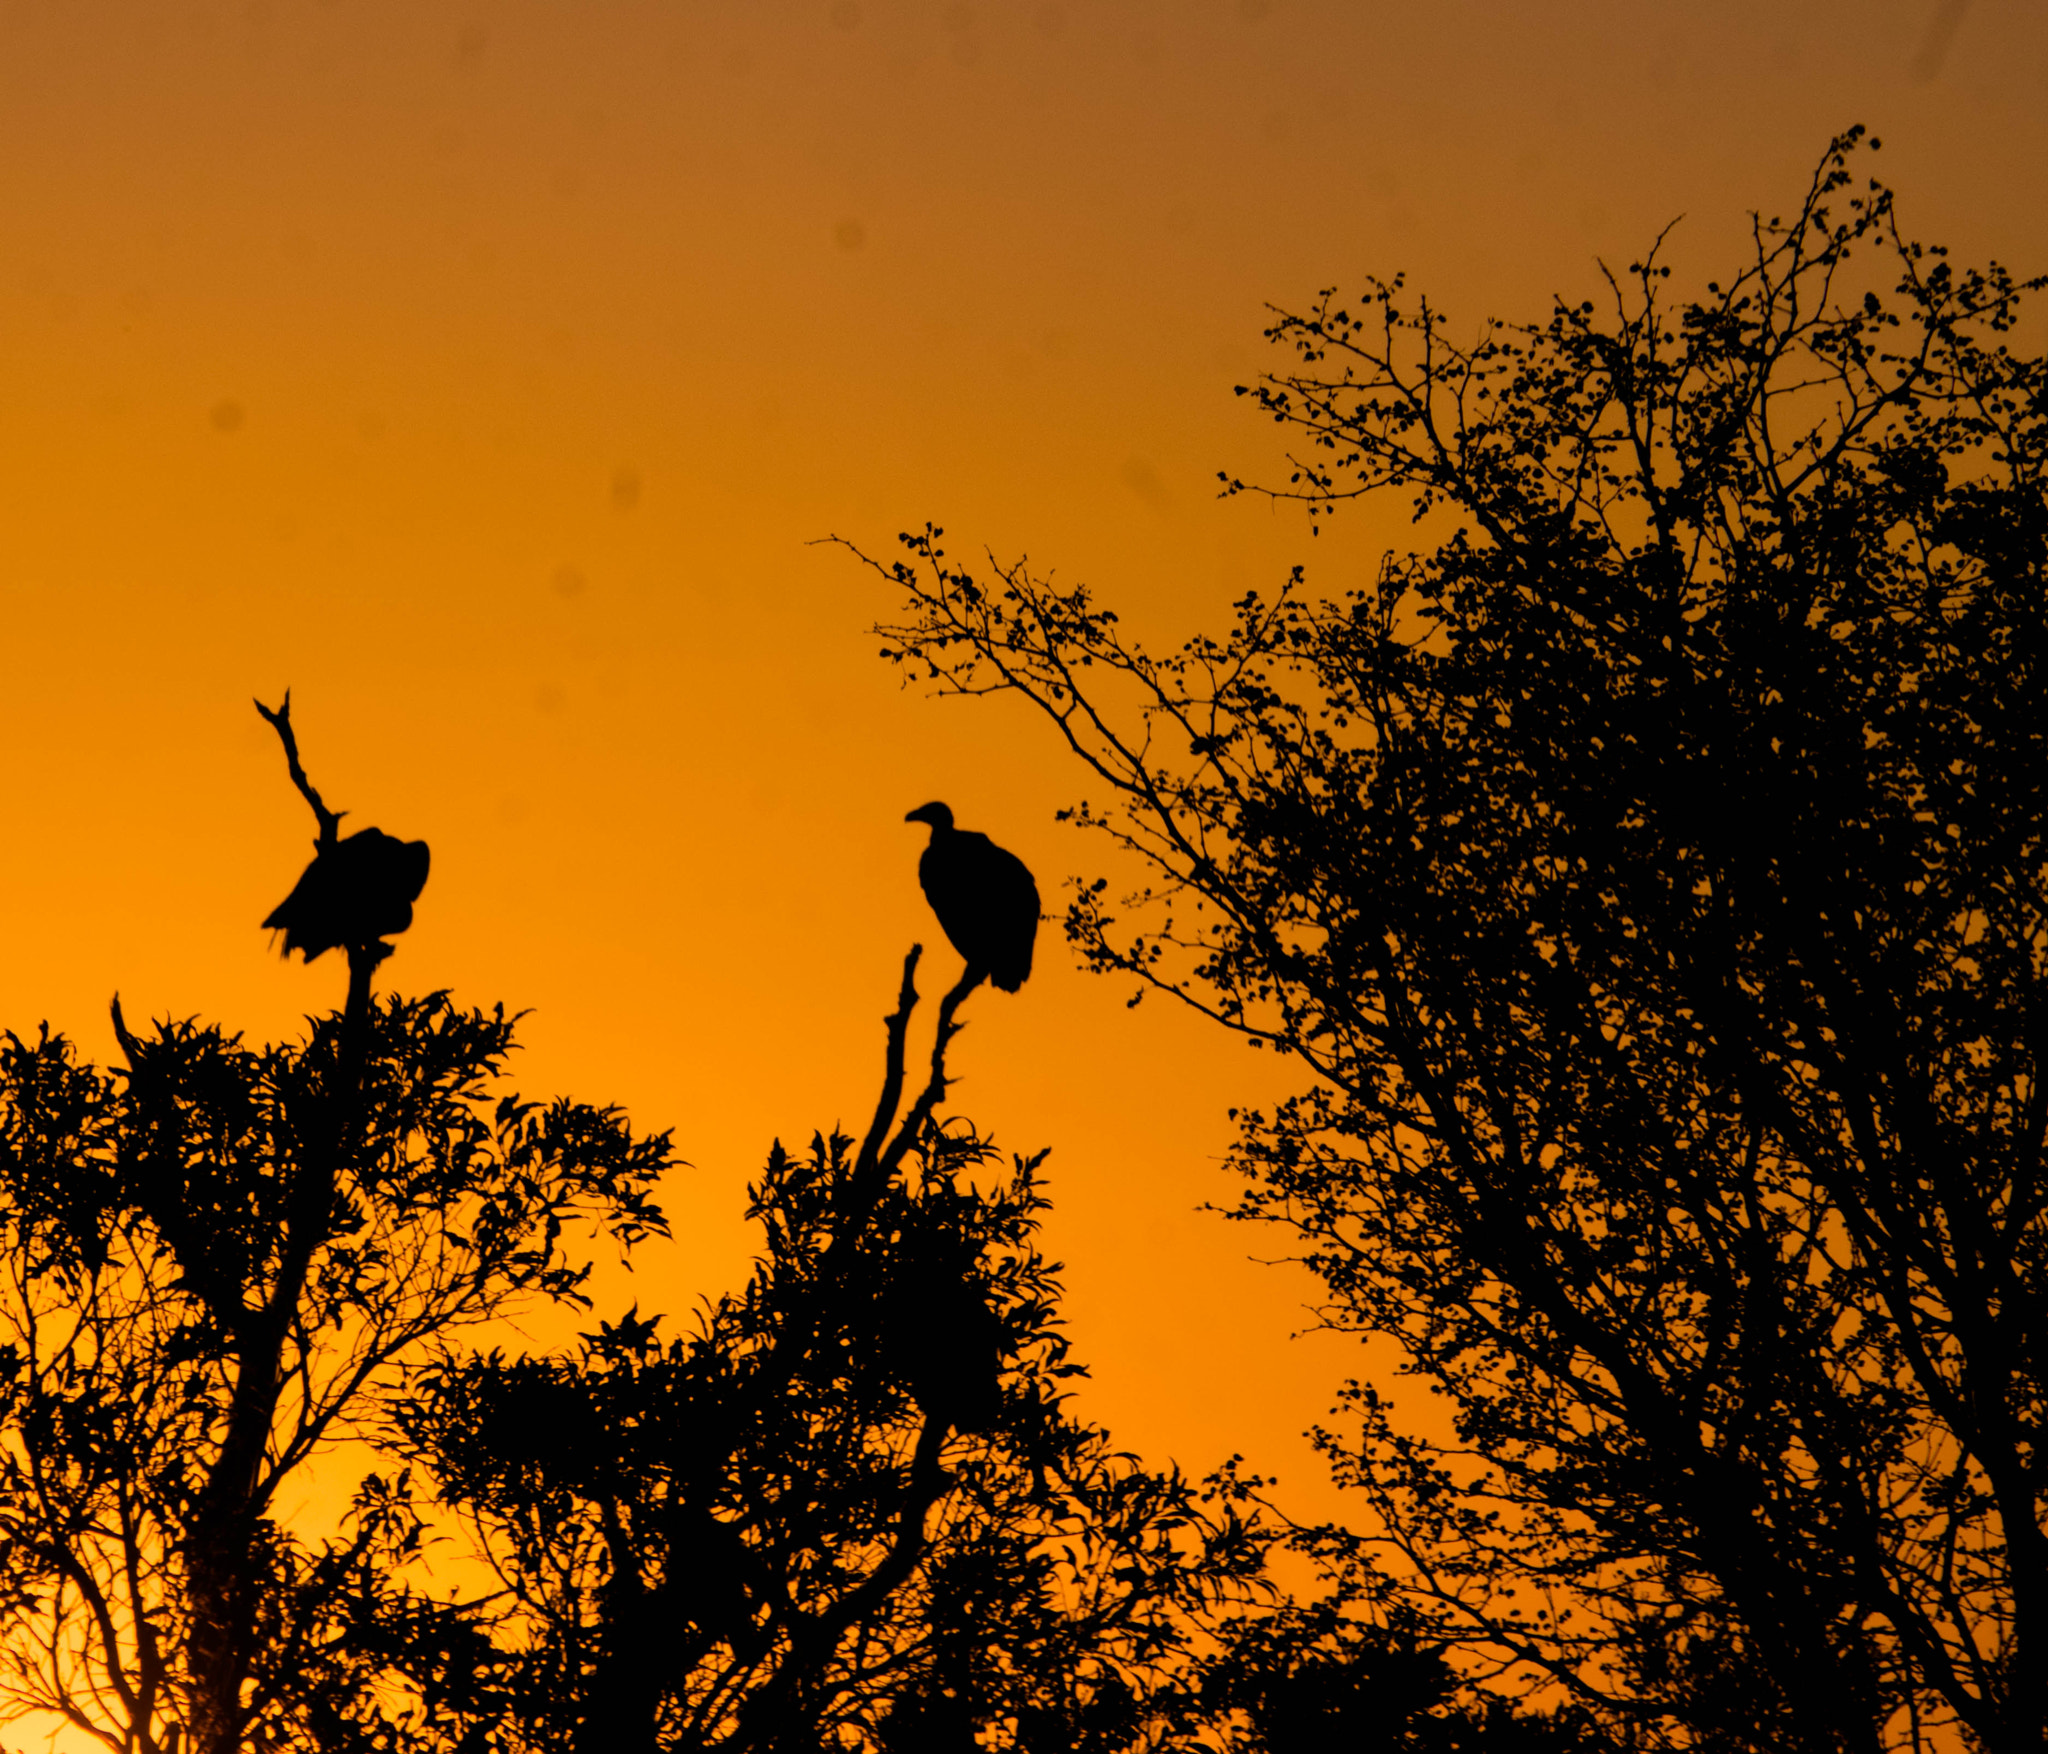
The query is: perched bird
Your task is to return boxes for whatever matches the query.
[904,802,1039,992]
[264,827,431,962]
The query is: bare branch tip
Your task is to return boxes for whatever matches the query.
[257,691,342,846]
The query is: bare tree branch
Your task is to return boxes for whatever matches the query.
[254,692,343,850]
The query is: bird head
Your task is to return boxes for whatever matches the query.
[904,802,955,833]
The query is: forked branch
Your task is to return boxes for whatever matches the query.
[849,947,981,1224]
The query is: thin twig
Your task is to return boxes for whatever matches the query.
[254,692,343,849]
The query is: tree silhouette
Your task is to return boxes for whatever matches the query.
[390,950,1283,1753]
[859,131,2048,1753]
[0,702,669,1753]
[5,700,1505,1753]
[1,697,1573,1754]
[1199,1603,1613,1753]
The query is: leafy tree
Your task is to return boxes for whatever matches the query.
[0,701,1552,1754]
[1200,1602,1613,1753]
[0,703,670,1754]
[394,951,1285,1754]
[385,962,1603,1754]
[859,130,2048,1753]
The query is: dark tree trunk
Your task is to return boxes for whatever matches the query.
[185,946,377,1754]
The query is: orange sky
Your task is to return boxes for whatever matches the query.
[3,0,2045,1547]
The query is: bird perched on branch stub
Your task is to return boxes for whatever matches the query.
[904,802,1039,992]
[264,827,431,962]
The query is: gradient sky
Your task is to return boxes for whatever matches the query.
[3,0,2045,1552]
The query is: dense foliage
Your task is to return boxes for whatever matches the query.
[0,994,669,1753]
[866,131,2048,1753]
[392,955,1283,1754]
[0,701,1591,1752]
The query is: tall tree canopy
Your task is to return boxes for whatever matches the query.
[0,702,672,1754]
[17,706,1551,1754]
[394,952,1281,1754]
[863,130,2048,1754]
[0,982,671,1754]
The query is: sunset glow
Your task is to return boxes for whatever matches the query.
[4,0,2044,1578]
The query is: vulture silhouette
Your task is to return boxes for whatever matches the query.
[264,827,431,962]
[905,802,1039,992]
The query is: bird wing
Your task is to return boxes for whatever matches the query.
[263,851,346,959]
[979,841,1040,989]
